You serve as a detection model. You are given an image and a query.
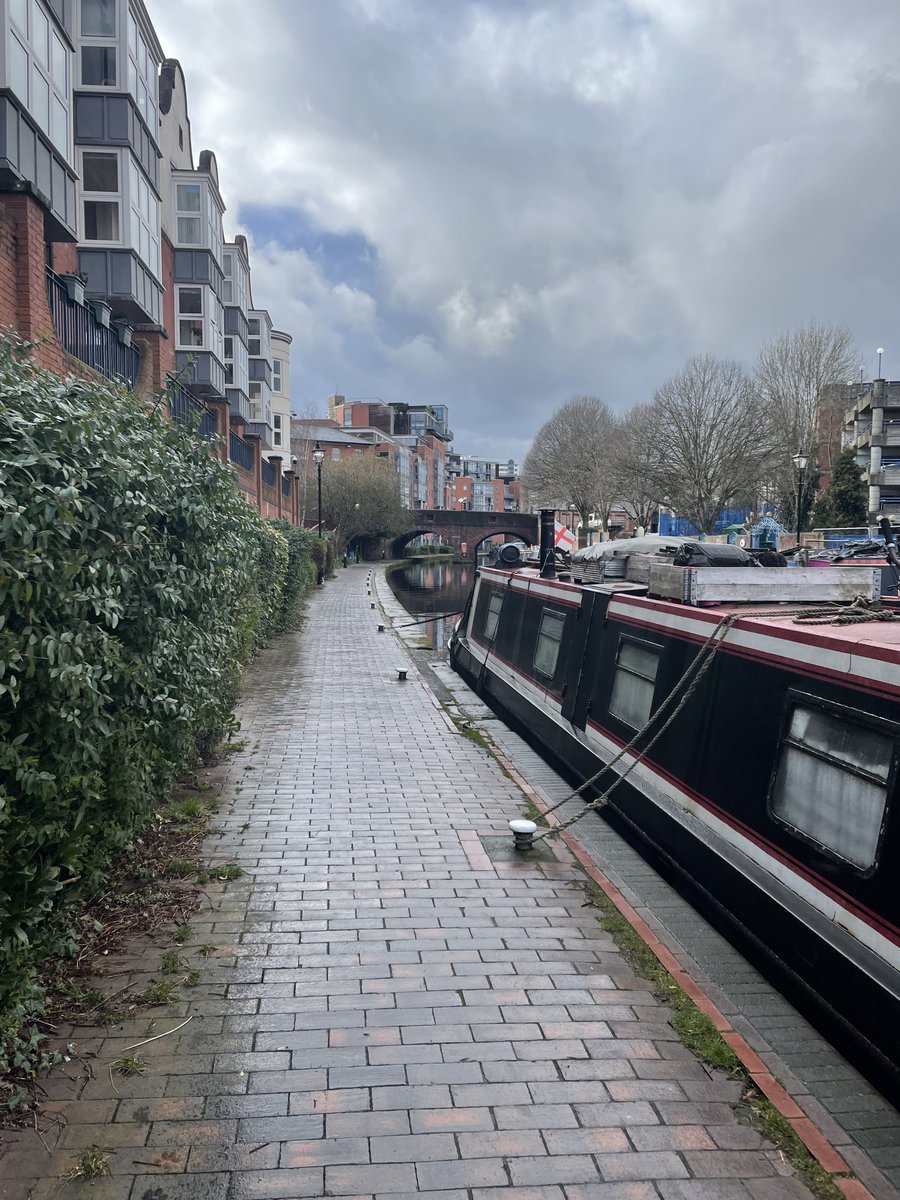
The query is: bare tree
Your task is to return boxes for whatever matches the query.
[321,453,411,554]
[521,395,621,538]
[755,322,857,527]
[615,405,662,530]
[647,355,773,535]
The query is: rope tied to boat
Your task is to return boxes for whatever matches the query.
[532,596,899,841]
[791,595,900,625]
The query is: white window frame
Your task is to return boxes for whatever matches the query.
[768,695,896,874]
[174,181,203,246]
[272,412,283,448]
[80,147,122,244]
[272,358,282,393]
[176,285,205,350]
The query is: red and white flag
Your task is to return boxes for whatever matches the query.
[554,522,576,551]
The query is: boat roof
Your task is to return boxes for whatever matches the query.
[477,564,900,657]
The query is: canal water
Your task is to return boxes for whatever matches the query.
[386,560,475,656]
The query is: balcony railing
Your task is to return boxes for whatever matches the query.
[167,376,217,439]
[46,269,141,389]
[282,476,291,498]
[261,459,276,487]
[229,430,254,472]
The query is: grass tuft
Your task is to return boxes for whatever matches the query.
[112,1055,146,1077]
[66,1147,110,1182]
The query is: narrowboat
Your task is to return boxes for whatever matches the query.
[449,532,900,1099]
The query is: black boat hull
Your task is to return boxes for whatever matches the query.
[450,572,900,1102]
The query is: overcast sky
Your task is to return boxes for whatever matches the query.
[151,0,900,463]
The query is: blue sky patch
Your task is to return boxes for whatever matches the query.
[239,203,379,290]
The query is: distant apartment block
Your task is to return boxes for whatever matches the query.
[322,396,453,510]
[0,0,299,525]
[841,377,900,520]
[446,454,521,513]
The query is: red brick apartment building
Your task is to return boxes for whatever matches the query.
[0,0,299,524]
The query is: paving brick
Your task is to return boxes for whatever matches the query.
[326,1163,417,1195]
[507,1154,601,1185]
[415,1157,509,1191]
[595,1151,690,1181]
[228,1167,325,1198]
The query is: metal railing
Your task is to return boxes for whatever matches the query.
[229,430,254,472]
[46,269,141,389]
[261,459,276,488]
[282,476,291,498]
[167,376,217,439]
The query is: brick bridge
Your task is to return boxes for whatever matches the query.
[390,509,538,561]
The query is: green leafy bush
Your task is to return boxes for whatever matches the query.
[0,339,315,1038]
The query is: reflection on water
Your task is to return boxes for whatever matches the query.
[386,561,475,655]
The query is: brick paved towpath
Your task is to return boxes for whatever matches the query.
[0,565,862,1199]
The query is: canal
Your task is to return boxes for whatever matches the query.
[385,559,475,656]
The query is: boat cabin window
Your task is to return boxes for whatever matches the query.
[483,590,504,642]
[769,701,894,872]
[533,608,566,678]
[609,637,661,730]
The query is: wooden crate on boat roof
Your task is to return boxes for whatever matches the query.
[648,564,881,605]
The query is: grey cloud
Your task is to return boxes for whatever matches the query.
[151,0,900,460]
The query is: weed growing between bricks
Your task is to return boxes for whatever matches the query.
[582,881,847,1200]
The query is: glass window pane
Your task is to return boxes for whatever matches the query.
[179,319,203,346]
[32,2,49,66]
[31,69,49,133]
[609,639,660,730]
[51,32,68,90]
[84,200,119,240]
[82,151,118,191]
[534,611,565,678]
[788,708,891,780]
[10,0,27,31]
[176,183,201,212]
[51,95,67,152]
[483,592,503,641]
[178,288,202,315]
[81,0,116,37]
[617,641,660,681]
[609,670,654,730]
[222,280,233,304]
[128,13,137,53]
[771,706,892,870]
[176,216,201,244]
[9,35,28,103]
[248,338,261,356]
[81,45,116,85]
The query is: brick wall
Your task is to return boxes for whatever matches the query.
[0,192,67,375]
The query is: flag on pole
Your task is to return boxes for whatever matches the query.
[554,521,576,551]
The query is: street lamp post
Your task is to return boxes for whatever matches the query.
[312,441,325,584]
[792,448,809,548]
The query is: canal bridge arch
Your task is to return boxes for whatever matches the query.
[390,510,538,561]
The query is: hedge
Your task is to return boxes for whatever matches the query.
[0,339,322,1036]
